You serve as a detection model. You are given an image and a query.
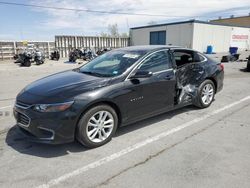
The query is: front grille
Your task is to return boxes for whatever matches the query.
[16,101,32,109]
[17,112,30,127]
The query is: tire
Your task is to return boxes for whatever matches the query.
[195,80,215,108]
[24,60,31,67]
[247,61,250,71]
[76,105,118,148]
[69,57,76,62]
[69,56,74,62]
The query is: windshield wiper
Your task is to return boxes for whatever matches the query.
[81,71,111,77]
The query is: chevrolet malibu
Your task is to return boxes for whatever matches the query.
[14,46,224,148]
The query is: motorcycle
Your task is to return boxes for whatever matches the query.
[96,47,111,56]
[82,48,97,61]
[50,50,60,61]
[34,50,45,65]
[69,49,83,62]
[18,51,33,67]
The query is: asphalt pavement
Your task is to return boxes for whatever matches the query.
[0,58,250,188]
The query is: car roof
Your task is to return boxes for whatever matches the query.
[116,45,190,53]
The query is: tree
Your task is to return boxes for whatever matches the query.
[108,23,119,37]
[100,32,109,37]
[100,23,128,38]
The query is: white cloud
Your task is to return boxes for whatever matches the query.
[29,0,250,35]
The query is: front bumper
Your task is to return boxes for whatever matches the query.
[13,104,78,144]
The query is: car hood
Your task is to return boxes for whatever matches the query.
[17,70,110,102]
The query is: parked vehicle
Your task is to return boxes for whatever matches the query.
[96,48,111,56]
[69,49,83,62]
[14,51,33,67]
[69,48,97,62]
[14,46,224,148]
[221,54,240,63]
[50,50,60,61]
[247,55,250,71]
[34,50,45,65]
[82,48,97,61]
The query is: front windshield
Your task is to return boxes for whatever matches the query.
[79,50,146,77]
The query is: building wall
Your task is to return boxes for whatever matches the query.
[210,16,250,27]
[192,23,250,52]
[167,23,193,48]
[130,26,167,46]
[130,23,193,48]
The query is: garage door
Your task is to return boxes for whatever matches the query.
[150,31,166,45]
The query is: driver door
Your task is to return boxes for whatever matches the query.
[122,50,176,122]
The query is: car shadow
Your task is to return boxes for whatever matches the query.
[5,127,87,158]
[5,105,199,158]
[116,105,197,137]
[239,68,250,72]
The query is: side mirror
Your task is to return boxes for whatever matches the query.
[130,70,153,79]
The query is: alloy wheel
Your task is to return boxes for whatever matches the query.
[86,110,114,143]
[201,83,214,105]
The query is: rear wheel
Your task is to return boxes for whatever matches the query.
[195,80,215,108]
[76,105,118,148]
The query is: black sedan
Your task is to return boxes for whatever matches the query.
[14,46,224,148]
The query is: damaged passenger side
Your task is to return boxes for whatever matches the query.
[172,49,207,105]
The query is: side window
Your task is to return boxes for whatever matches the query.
[138,50,170,73]
[173,50,194,67]
[197,53,206,62]
[193,52,206,62]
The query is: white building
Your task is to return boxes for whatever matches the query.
[130,20,250,53]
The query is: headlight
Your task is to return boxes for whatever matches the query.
[33,101,74,112]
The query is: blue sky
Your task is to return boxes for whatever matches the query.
[0,0,249,41]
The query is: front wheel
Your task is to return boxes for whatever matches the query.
[76,105,118,148]
[195,80,215,108]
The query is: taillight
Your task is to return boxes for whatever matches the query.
[219,63,224,71]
